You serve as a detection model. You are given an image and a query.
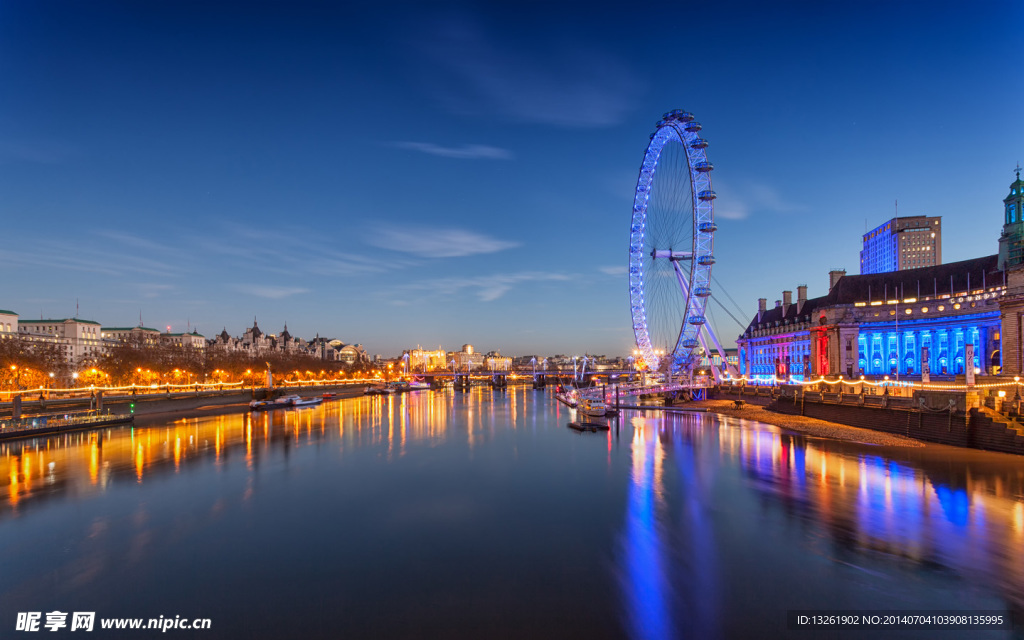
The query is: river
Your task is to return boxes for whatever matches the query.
[2,387,1023,638]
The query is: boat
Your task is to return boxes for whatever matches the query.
[364,385,395,395]
[554,386,578,408]
[249,394,322,410]
[578,397,607,418]
[250,395,296,411]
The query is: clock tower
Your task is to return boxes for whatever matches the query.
[997,164,1024,271]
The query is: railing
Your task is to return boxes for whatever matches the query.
[578,379,713,400]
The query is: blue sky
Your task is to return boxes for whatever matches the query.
[1,1,1021,357]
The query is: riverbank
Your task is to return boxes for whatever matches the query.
[688,399,926,447]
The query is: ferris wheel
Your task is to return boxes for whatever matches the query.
[628,109,731,379]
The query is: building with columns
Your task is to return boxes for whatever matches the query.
[738,171,1024,382]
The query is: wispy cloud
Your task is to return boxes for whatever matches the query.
[395,272,571,302]
[0,236,184,278]
[233,285,310,299]
[713,179,808,220]
[391,141,513,160]
[599,265,627,276]
[364,225,519,258]
[417,15,642,128]
[197,225,402,277]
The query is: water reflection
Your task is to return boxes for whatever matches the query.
[3,390,1024,638]
[0,388,542,521]
[621,413,1024,638]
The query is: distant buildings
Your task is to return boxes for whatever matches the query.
[0,312,369,367]
[860,215,942,274]
[209,320,368,363]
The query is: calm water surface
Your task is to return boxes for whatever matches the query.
[2,388,1024,639]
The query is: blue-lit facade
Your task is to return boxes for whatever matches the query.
[737,255,1003,381]
[853,312,991,376]
[860,216,942,275]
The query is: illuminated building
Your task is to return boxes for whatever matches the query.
[993,167,1024,373]
[997,166,1024,270]
[452,344,485,371]
[409,347,447,371]
[860,215,941,274]
[738,174,1024,381]
[485,351,512,372]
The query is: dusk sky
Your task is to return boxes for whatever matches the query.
[2,1,1021,358]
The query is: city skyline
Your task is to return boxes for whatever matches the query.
[2,1,1021,357]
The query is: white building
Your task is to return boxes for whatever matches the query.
[0,309,17,340]
[19,317,103,364]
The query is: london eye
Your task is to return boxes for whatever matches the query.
[628,109,727,378]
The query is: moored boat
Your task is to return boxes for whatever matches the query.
[578,397,607,417]
[250,394,321,410]
[554,387,578,408]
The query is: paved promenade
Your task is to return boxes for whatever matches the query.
[689,399,926,447]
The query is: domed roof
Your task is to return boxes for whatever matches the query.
[251,319,262,338]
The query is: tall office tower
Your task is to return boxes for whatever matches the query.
[859,215,942,274]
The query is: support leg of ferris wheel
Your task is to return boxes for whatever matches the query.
[670,261,737,384]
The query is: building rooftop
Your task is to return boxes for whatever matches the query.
[744,254,1000,333]
[20,318,102,325]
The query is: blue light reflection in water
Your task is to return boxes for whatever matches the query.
[622,418,673,639]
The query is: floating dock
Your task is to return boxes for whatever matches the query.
[568,421,610,432]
